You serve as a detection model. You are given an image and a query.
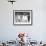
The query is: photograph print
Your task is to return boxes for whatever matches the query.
[13,10,32,25]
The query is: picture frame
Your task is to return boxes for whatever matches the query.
[13,10,33,26]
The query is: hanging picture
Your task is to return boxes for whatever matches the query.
[13,10,32,25]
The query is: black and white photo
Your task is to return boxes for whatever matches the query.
[13,10,32,25]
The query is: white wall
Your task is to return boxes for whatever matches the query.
[0,0,46,42]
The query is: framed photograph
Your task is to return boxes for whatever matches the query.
[13,10,32,25]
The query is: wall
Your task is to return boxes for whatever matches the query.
[0,0,46,42]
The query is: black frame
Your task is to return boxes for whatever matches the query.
[13,10,33,26]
